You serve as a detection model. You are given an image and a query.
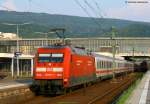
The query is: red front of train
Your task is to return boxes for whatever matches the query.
[33,45,96,94]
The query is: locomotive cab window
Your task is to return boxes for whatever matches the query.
[38,53,51,63]
[51,53,64,63]
[38,53,64,63]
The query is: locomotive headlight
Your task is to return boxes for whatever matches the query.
[53,68,63,72]
[36,67,46,72]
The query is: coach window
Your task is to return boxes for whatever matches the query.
[101,61,103,69]
[103,61,105,69]
[108,61,110,69]
[107,62,109,69]
[110,62,112,69]
[103,61,104,68]
[99,61,101,69]
[109,62,111,69]
[105,61,107,69]
[106,61,108,69]
[102,61,104,69]
[108,62,110,69]
[100,61,102,69]
[98,61,100,69]
[104,61,106,69]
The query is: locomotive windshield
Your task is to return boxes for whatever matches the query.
[38,53,64,63]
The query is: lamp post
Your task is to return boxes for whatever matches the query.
[3,22,30,77]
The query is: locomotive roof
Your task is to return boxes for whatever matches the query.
[39,44,90,56]
[40,44,68,49]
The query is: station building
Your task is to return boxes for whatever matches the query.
[0,37,150,77]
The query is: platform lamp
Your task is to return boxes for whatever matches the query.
[2,22,30,78]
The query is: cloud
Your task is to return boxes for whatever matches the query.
[106,0,150,22]
[1,0,16,11]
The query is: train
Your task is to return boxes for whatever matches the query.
[134,60,149,72]
[32,43,134,95]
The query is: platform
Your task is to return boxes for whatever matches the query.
[126,71,150,104]
[0,78,32,91]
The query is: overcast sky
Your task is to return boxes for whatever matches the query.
[0,0,150,22]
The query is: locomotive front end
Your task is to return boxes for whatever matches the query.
[33,46,71,94]
[35,53,64,79]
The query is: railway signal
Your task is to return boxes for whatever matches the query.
[14,51,22,57]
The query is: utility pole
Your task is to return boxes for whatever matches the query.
[16,24,19,77]
[111,26,117,81]
[3,22,30,78]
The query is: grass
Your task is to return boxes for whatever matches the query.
[116,73,144,104]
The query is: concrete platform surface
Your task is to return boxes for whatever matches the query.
[126,71,150,104]
[0,78,32,90]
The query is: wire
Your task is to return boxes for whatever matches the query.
[84,0,100,18]
[74,0,101,27]
[74,0,92,18]
[94,1,103,18]
[94,1,107,18]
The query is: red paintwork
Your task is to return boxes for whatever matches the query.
[70,54,95,78]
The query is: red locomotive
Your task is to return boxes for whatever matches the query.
[33,44,96,94]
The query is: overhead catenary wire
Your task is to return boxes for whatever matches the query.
[84,0,101,18]
[74,0,102,28]
[84,0,109,35]
[94,1,104,18]
[94,0,107,18]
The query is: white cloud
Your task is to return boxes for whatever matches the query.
[106,0,150,22]
[1,0,16,11]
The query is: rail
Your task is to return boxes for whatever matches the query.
[87,76,136,104]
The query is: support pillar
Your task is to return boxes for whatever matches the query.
[31,58,33,76]
[11,57,14,78]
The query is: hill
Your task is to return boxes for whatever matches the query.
[0,10,150,38]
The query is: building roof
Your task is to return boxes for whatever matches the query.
[0,53,34,59]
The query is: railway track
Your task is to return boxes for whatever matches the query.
[87,76,136,104]
[20,73,138,104]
